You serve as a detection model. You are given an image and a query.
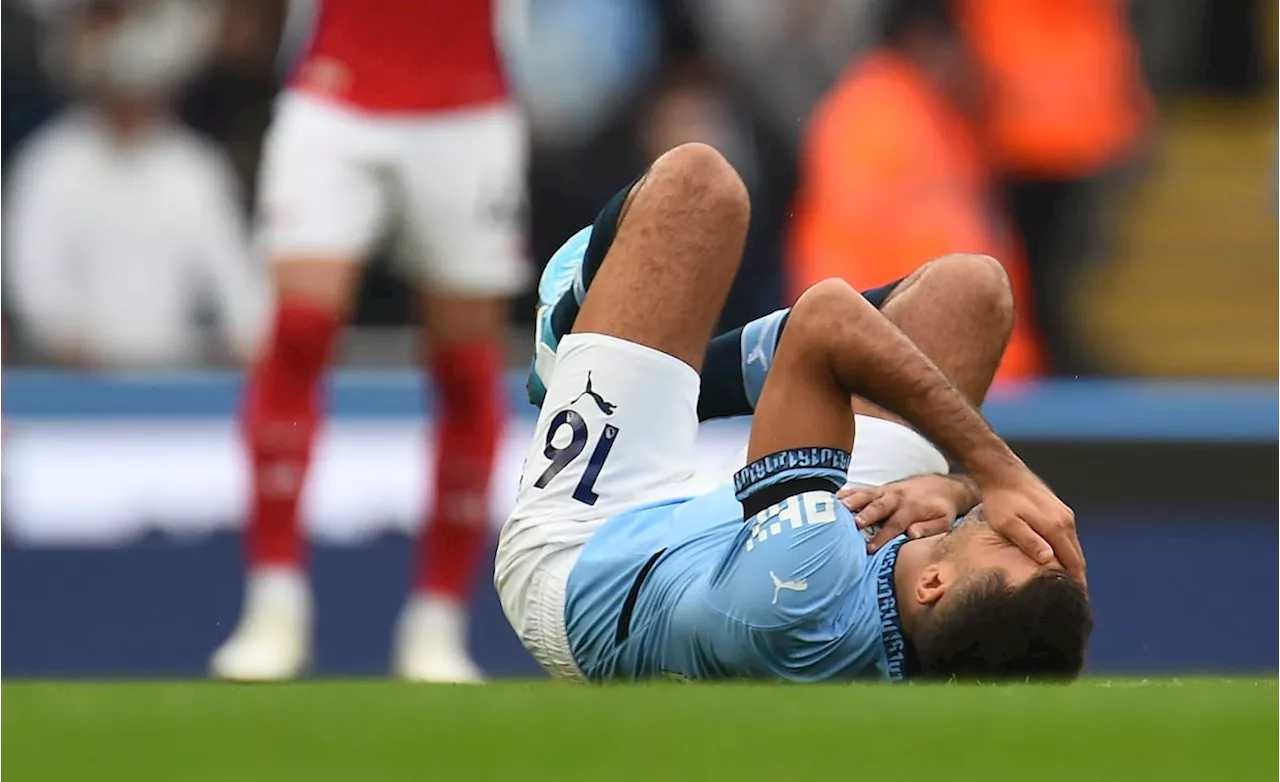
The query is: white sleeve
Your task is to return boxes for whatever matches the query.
[189,149,270,363]
[4,139,84,355]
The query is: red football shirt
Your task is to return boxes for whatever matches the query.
[291,0,508,113]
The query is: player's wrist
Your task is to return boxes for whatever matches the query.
[943,473,981,513]
[963,444,1026,489]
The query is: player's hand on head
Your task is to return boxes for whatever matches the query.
[838,474,978,554]
[977,470,1087,587]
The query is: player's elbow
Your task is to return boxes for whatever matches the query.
[788,278,872,351]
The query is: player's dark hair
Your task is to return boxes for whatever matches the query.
[912,570,1093,681]
[881,0,957,47]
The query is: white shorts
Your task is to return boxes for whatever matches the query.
[494,333,701,679]
[256,91,528,295]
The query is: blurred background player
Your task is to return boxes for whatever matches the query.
[210,0,526,682]
[5,0,266,369]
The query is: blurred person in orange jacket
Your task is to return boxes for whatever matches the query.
[790,0,1043,382]
[956,0,1152,374]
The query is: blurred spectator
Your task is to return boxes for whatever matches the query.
[3,0,266,368]
[684,0,880,152]
[179,0,287,203]
[1127,0,1205,96]
[504,0,663,326]
[956,0,1153,375]
[509,0,872,331]
[1195,0,1270,94]
[645,1,863,327]
[789,0,1044,382]
[2,2,63,165]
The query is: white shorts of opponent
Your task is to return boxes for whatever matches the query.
[257,90,528,295]
[493,334,947,679]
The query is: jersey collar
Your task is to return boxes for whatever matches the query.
[874,536,917,681]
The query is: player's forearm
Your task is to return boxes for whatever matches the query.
[815,286,1022,482]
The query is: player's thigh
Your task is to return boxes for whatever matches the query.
[257,92,389,282]
[391,102,529,297]
[571,143,750,372]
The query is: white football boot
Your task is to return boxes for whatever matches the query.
[392,593,484,683]
[209,567,312,681]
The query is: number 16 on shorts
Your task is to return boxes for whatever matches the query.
[531,409,620,506]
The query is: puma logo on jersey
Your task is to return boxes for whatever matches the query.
[770,571,809,604]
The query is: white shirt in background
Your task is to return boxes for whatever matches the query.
[4,110,268,368]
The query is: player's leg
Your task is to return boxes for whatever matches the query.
[211,93,387,681]
[571,146,748,366]
[703,254,1015,545]
[840,255,1013,515]
[525,184,631,407]
[389,102,526,682]
[526,146,746,390]
[524,141,750,505]
[495,143,749,677]
[699,253,1014,422]
[744,271,1020,503]
[855,252,1013,409]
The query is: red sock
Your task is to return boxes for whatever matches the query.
[242,300,340,568]
[416,339,505,599]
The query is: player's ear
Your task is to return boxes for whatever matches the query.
[915,563,947,607]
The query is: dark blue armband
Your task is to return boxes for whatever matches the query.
[733,447,850,518]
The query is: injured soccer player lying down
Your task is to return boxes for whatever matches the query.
[495,143,1091,683]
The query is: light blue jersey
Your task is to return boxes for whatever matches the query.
[563,482,910,682]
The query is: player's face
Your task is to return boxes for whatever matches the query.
[935,505,1063,590]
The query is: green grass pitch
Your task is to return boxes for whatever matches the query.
[4,679,1275,781]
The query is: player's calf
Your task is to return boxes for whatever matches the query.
[696,253,1015,422]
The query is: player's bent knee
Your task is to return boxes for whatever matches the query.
[421,292,507,342]
[649,142,750,226]
[930,253,1014,321]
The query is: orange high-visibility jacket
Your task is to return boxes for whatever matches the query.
[957,0,1151,178]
